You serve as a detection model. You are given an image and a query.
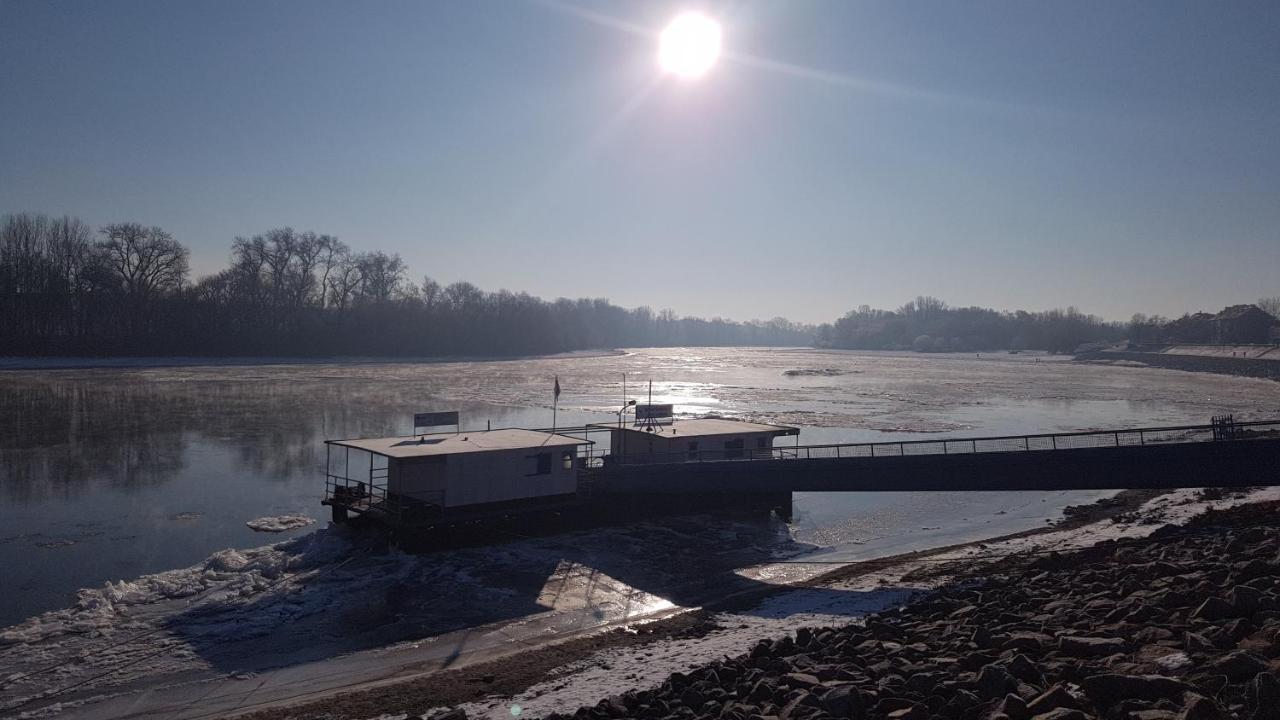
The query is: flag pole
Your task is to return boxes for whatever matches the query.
[553,375,560,433]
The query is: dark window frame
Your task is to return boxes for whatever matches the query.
[526,452,552,476]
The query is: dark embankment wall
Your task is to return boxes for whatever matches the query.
[1076,351,1280,381]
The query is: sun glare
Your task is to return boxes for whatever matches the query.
[658,12,722,79]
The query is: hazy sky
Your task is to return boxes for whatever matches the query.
[2,0,1277,324]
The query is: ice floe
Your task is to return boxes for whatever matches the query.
[245,514,317,533]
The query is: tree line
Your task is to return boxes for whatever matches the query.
[816,296,1125,354]
[0,213,813,356]
[6,212,1270,358]
[1126,298,1279,346]
[817,296,1279,354]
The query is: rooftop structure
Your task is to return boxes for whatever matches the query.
[601,417,799,438]
[327,428,586,459]
[594,416,799,464]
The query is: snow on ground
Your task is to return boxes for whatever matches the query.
[5,488,1278,720]
[394,487,1280,720]
[0,528,358,717]
[0,516,801,718]
[246,515,317,533]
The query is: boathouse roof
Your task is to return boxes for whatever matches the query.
[327,428,589,459]
[605,418,799,437]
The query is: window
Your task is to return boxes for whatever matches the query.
[724,438,744,459]
[562,451,574,470]
[530,452,551,475]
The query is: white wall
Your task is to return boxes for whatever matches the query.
[388,456,447,502]
[611,429,775,461]
[389,448,579,508]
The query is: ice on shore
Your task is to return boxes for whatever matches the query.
[0,528,350,650]
[0,515,802,718]
[245,514,316,533]
[8,488,1280,720]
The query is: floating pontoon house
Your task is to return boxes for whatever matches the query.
[323,428,593,525]
[322,403,803,534]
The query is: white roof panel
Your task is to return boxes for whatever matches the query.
[606,418,797,439]
[328,428,588,459]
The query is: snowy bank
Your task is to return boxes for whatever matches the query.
[327,487,1280,720]
[0,515,802,719]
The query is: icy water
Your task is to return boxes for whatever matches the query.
[3,347,1279,628]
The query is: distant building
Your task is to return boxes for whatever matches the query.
[1211,304,1276,344]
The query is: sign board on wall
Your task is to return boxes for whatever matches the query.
[414,411,460,430]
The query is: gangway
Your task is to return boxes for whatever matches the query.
[590,418,1280,496]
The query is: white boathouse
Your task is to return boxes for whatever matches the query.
[323,427,593,524]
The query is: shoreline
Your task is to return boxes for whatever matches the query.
[1075,350,1280,382]
[230,489,1177,720]
[0,489,1136,719]
[0,349,627,372]
[4,486,1271,720]
[511,489,1280,720]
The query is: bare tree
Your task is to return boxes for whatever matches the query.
[421,276,442,311]
[45,216,94,292]
[1258,297,1280,318]
[355,252,407,304]
[97,223,189,300]
[315,235,348,309]
[259,228,297,308]
[1,213,49,294]
[327,254,363,311]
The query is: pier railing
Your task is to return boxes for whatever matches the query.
[323,474,446,523]
[610,419,1280,467]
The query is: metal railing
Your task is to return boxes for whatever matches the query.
[608,419,1280,467]
[324,474,445,523]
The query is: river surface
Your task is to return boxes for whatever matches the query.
[3,347,1279,628]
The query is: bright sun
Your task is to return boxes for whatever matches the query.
[658,12,722,79]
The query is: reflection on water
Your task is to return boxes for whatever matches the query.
[2,347,1278,626]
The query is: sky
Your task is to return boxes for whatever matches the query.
[1,0,1277,324]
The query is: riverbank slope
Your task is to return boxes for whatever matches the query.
[1076,349,1280,381]
[529,494,1280,720]
[242,488,1280,720]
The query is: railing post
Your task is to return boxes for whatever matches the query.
[972,440,977,453]
[1024,437,1029,451]
[836,445,841,458]
[1114,432,1120,446]
[1052,436,1057,450]
[899,442,905,456]
[1139,431,1145,445]
[870,444,875,457]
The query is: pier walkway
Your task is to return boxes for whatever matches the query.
[589,419,1280,495]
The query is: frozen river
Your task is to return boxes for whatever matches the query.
[3,347,1279,628]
